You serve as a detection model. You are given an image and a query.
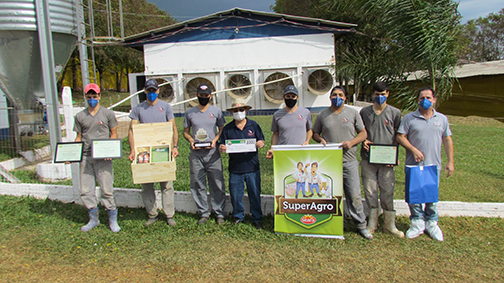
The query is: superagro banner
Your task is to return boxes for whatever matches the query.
[273,144,343,239]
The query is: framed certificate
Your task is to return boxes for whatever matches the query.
[54,142,84,163]
[369,144,399,165]
[225,139,257,153]
[91,139,123,159]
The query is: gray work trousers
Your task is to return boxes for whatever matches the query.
[189,150,226,218]
[343,160,367,230]
[141,181,175,219]
[360,159,396,212]
[80,155,116,210]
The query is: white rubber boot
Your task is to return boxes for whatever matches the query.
[383,210,404,238]
[406,218,425,239]
[108,209,121,233]
[367,208,379,234]
[81,207,100,232]
[425,220,444,241]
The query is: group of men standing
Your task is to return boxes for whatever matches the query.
[265,82,453,241]
[73,79,453,241]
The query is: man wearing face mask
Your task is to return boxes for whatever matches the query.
[128,79,179,227]
[266,85,312,159]
[74,83,120,232]
[312,86,372,240]
[219,99,265,229]
[183,84,227,225]
[359,82,403,237]
[397,87,454,241]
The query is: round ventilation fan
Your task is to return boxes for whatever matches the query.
[307,69,333,95]
[156,78,174,102]
[263,72,294,104]
[227,74,251,98]
[185,77,216,106]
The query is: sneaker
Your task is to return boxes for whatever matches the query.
[166,218,176,226]
[358,228,373,240]
[144,217,158,227]
[406,219,426,239]
[253,222,263,230]
[216,218,225,225]
[234,219,243,225]
[425,220,444,241]
[197,217,209,225]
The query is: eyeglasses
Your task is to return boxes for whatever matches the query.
[231,107,247,112]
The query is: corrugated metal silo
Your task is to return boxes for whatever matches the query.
[0,0,78,110]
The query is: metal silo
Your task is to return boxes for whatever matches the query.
[0,0,78,110]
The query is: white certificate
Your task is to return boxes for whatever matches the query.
[91,139,122,159]
[369,144,398,165]
[54,142,84,163]
[225,139,256,153]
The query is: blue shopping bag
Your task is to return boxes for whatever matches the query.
[405,165,439,204]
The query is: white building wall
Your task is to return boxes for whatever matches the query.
[133,33,338,114]
[144,33,335,74]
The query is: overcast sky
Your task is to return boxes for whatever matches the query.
[146,0,502,23]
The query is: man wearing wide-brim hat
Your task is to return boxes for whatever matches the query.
[219,98,265,229]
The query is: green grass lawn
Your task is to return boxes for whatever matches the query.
[2,114,504,281]
[0,195,503,282]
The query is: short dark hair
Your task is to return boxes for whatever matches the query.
[330,86,347,97]
[417,87,436,99]
[297,162,303,167]
[311,162,318,167]
[372,82,389,92]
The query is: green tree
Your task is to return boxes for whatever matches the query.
[272,0,461,109]
[458,8,504,62]
[60,0,176,91]
[381,0,460,109]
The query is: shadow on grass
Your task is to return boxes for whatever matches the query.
[25,198,414,238]
[28,199,153,225]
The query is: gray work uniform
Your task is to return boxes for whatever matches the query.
[129,100,176,219]
[74,106,118,210]
[183,106,226,218]
[359,105,402,212]
[398,109,452,169]
[271,107,312,145]
[313,106,367,229]
[397,109,452,221]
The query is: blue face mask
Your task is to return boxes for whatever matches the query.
[87,98,98,108]
[331,96,344,107]
[419,98,432,110]
[374,95,387,105]
[147,91,158,102]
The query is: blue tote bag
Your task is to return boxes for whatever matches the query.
[405,164,439,204]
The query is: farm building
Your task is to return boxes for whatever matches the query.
[123,7,356,114]
[437,60,504,121]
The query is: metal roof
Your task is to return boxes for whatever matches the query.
[407,60,504,81]
[453,60,504,78]
[124,7,357,45]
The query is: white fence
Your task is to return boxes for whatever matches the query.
[1,182,503,218]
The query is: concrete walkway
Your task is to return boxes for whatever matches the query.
[0,182,503,218]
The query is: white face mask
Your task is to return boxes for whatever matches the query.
[232,111,246,121]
